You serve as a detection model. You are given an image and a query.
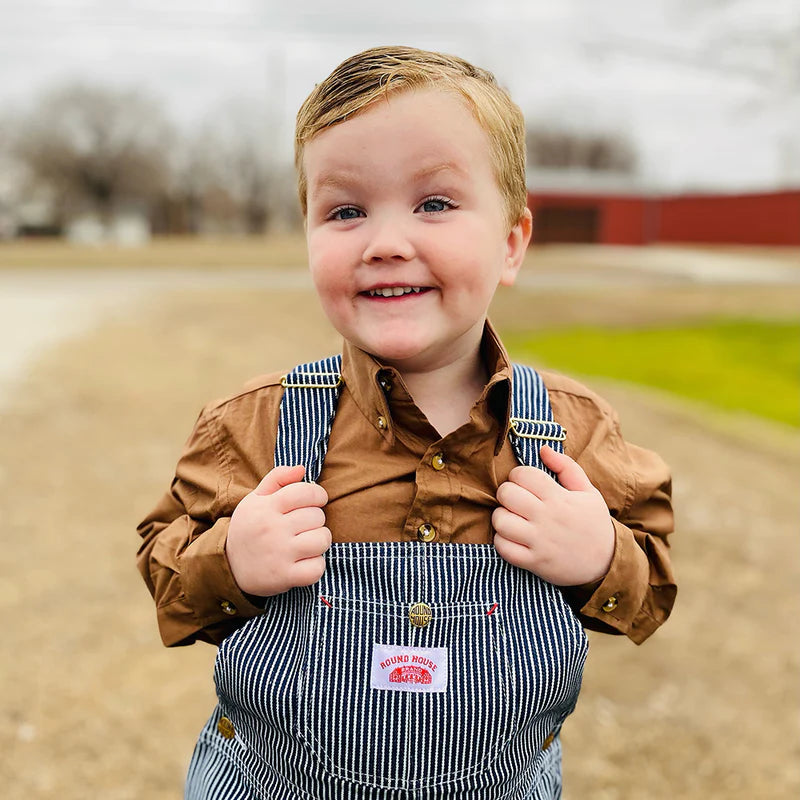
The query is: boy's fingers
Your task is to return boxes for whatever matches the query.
[291,554,327,587]
[539,445,594,492]
[253,464,306,496]
[273,481,328,512]
[508,464,561,501]
[496,480,542,518]
[292,526,332,560]
[493,531,533,569]
[492,506,534,545]
[284,505,327,534]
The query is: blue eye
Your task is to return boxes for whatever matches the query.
[418,196,455,214]
[330,206,364,221]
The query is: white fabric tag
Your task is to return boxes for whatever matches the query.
[370,643,448,693]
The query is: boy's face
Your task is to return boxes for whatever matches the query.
[303,88,531,374]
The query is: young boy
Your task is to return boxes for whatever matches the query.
[137,46,675,800]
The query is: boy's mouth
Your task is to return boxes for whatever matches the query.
[363,286,430,298]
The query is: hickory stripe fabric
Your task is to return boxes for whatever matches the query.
[509,363,566,476]
[185,358,588,800]
[275,355,343,484]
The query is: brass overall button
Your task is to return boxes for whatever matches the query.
[409,602,432,628]
[417,523,436,543]
[217,716,235,739]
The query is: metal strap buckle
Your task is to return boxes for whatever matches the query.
[509,417,567,442]
[280,372,343,389]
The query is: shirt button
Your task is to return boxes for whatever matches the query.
[376,415,388,430]
[431,452,446,471]
[378,372,392,393]
[220,600,237,616]
[217,716,236,739]
[601,595,618,613]
[417,523,437,543]
[409,602,432,628]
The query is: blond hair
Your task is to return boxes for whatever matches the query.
[295,45,527,230]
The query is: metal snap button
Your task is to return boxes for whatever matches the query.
[217,716,235,739]
[377,415,388,430]
[601,595,618,613]
[417,523,436,543]
[220,600,237,616]
[431,452,446,471]
[409,602,432,628]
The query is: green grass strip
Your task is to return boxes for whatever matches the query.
[504,319,800,427]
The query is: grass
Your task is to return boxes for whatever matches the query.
[504,318,800,427]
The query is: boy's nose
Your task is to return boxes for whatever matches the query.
[361,219,415,264]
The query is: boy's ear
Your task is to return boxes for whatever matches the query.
[499,207,532,287]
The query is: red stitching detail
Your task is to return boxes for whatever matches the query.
[487,603,498,616]
[320,596,333,608]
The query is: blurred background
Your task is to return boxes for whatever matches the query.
[0,1,798,798]
[1,0,799,241]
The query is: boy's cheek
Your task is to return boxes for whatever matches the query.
[307,240,343,282]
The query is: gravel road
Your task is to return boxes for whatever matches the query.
[0,246,798,798]
[1,245,797,401]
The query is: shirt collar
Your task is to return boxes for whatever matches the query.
[340,319,513,454]
[479,319,514,455]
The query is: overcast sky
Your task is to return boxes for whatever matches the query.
[1,0,798,191]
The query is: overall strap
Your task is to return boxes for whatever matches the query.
[275,357,563,482]
[509,363,566,477]
[275,355,343,483]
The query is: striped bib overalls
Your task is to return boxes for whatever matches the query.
[186,356,588,800]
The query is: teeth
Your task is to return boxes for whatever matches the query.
[368,286,422,297]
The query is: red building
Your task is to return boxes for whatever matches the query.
[527,188,800,246]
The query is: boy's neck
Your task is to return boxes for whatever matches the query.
[394,348,489,438]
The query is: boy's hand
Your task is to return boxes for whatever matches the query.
[226,465,331,597]
[492,445,615,586]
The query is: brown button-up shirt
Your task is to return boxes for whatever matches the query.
[137,324,675,648]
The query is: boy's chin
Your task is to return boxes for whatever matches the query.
[360,340,467,374]
[364,344,423,367]
[345,325,485,372]
[354,336,434,369]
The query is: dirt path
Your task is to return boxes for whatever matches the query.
[1,243,797,396]
[0,254,798,798]
[0,268,312,399]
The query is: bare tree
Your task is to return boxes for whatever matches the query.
[178,100,279,235]
[0,112,21,237]
[159,100,305,235]
[227,134,270,234]
[166,128,223,234]
[11,85,303,236]
[526,126,638,174]
[14,84,174,225]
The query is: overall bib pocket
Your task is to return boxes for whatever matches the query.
[297,591,515,791]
